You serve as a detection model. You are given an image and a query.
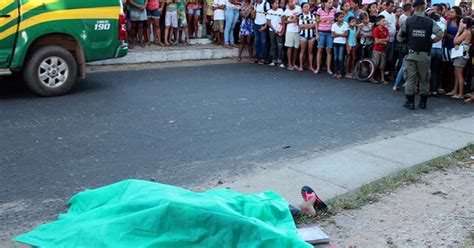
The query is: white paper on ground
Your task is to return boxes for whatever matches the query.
[297,226,330,244]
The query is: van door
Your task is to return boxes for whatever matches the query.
[0,0,19,68]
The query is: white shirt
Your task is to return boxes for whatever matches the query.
[213,0,225,20]
[381,10,396,41]
[362,0,376,4]
[440,16,447,30]
[331,22,349,44]
[399,14,408,28]
[283,5,302,33]
[267,8,284,33]
[432,20,445,49]
[255,1,271,25]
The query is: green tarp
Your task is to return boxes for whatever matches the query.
[14,179,311,248]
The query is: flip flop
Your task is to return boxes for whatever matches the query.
[369,79,379,84]
[301,186,328,212]
[464,98,474,104]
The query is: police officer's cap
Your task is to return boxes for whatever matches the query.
[413,0,426,7]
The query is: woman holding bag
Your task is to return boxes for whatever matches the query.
[449,16,472,99]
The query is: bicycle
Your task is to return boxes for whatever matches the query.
[354,41,375,82]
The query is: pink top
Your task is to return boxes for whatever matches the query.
[316,7,336,32]
[147,0,160,10]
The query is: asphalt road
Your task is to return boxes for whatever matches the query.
[0,62,472,239]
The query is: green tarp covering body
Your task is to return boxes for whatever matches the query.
[14,179,311,248]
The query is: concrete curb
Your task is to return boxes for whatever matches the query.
[89,45,238,66]
[220,116,474,205]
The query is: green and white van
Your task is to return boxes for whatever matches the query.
[0,0,128,96]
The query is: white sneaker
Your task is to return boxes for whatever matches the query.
[269,62,276,66]
[279,64,286,69]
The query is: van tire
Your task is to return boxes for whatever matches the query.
[23,45,78,96]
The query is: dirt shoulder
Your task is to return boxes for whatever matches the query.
[314,153,474,247]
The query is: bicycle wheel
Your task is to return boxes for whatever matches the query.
[354,59,375,81]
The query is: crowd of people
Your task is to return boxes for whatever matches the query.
[124,0,474,104]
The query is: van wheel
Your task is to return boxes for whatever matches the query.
[23,45,78,96]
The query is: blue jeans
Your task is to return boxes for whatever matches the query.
[317,31,334,49]
[224,8,239,45]
[394,60,405,89]
[333,43,345,74]
[254,24,267,60]
[430,48,443,92]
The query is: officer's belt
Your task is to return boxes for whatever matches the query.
[408,49,430,56]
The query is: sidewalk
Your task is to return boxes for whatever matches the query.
[218,116,474,205]
[89,39,239,66]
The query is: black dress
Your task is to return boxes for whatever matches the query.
[369,14,377,24]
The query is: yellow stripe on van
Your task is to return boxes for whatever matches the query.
[0,10,19,28]
[0,0,15,11]
[0,0,61,31]
[0,0,18,28]
[21,0,62,11]
[0,6,120,40]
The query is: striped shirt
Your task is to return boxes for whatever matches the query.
[359,22,374,45]
[316,7,336,32]
[299,13,316,39]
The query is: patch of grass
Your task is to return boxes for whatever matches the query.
[461,228,474,248]
[296,144,474,225]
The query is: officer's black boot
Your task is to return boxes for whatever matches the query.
[404,95,415,110]
[418,94,428,109]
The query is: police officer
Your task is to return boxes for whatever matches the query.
[397,0,443,110]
